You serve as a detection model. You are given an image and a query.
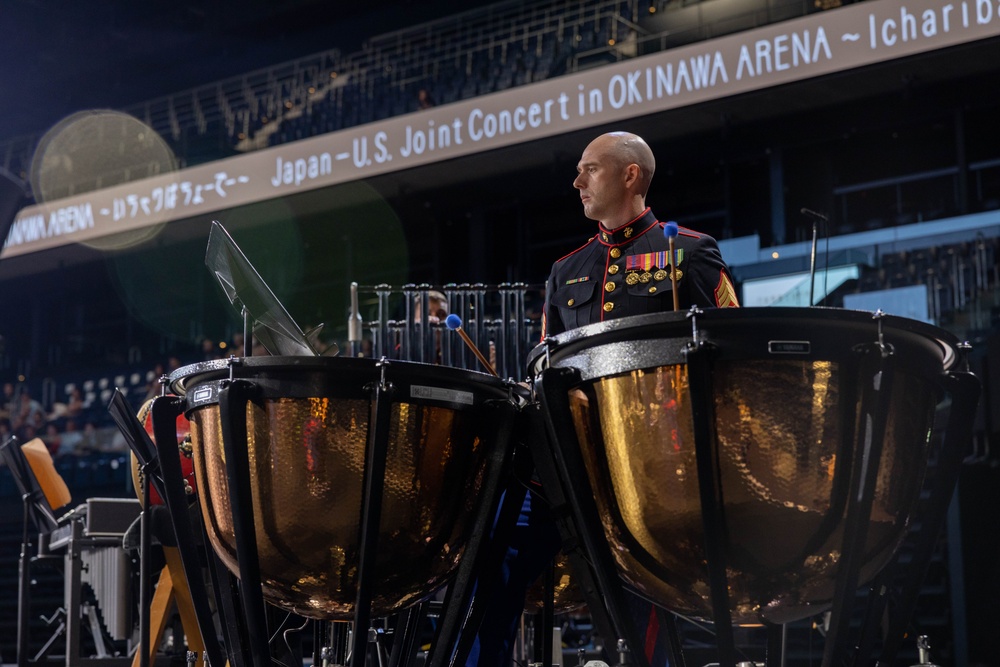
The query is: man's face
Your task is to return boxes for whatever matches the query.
[573,137,627,223]
[414,297,448,324]
[427,298,448,324]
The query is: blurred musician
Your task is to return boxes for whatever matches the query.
[393,289,449,362]
[471,131,739,667]
[415,289,449,326]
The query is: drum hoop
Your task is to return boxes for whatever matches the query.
[528,307,960,381]
[170,355,521,410]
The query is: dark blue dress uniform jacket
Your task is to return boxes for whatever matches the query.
[543,208,739,337]
[526,208,739,667]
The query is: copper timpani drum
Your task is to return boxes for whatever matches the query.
[528,307,964,626]
[169,356,517,620]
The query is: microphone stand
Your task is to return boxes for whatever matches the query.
[809,220,818,307]
[801,208,827,307]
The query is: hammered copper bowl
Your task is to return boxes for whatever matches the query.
[532,308,959,624]
[171,356,512,620]
[524,551,587,615]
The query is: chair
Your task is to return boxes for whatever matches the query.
[1,436,72,667]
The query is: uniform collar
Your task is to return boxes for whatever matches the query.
[596,208,659,246]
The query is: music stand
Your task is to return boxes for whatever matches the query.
[1,436,72,667]
[206,220,332,357]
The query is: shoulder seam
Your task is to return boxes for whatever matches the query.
[555,237,597,263]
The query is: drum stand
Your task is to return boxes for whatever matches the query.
[187,357,522,667]
[530,379,663,667]
[108,389,226,667]
[532,312,980,667]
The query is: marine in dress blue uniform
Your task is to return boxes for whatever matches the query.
[471,132,738,667]
[543,208,738,336]
[538,132,738,667]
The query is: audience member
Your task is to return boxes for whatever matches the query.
[42,423,62,457]
[12,390,45,439]
[2,382,17,419]
[47,386,85,423]
[58,419,85,456]
[417,88,436,109]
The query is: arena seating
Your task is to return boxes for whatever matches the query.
[1,0,829,180]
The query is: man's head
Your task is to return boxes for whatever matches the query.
[573,131,655,227]
[414,290,448,324]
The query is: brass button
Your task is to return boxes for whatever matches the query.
[608,264,619,275]
[603,302,614,312]
[648,286,657,294]
[610,248,621,259]
[605,281,616,293]
[567,298,575,306]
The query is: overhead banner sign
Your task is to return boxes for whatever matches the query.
[6,0,1000,257]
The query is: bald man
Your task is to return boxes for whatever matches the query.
[543,131,738,337]
[468,133,739,667]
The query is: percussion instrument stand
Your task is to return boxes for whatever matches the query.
[818,332,898,666]
[108,389,225,667]
[348,360,395,667]
[217,375,273,667]
[424,387,523,667]
[139,458,153,667]
[683,335,737,665]
[531,374,656,667]
[854,358,980,666]
[150,396,226,667]
[434,469,529,667]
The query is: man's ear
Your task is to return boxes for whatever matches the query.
[623,163,640,190]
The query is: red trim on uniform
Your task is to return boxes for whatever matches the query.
[597,208,659,246]
[553,236,599,265]
[644,604,659,663]
[598,208,651,235]
[600,248,610,321]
